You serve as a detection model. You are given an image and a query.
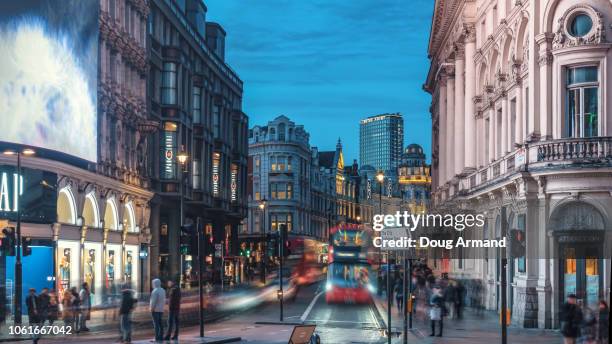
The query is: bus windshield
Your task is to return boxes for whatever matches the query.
[328,262,370,288]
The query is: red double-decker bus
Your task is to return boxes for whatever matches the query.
[325,224,374,304]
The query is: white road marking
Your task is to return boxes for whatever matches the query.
[367,304,381,329]
[300,290,324,322]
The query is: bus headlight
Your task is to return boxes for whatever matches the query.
[366,283,376,293]
[325,282,332,291]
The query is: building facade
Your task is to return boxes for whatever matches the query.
[397,144,431,214]
[426,0,612,328]
[359,113,404,174]
[246,116,314,256]
[1,0,154,320]
[147,0,248,286]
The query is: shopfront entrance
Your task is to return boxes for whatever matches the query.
[551,201,607,312]
[558,235,604,310]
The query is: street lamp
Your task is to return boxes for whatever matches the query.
[375,171,391,344]
[176,146,188,285]
[259,199,267,284]
[3,147,35,324]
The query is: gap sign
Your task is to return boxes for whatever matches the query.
[0,166,57,224]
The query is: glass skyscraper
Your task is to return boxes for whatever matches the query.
[359,113,404,172]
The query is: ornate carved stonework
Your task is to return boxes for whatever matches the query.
[538,51,554,66]
[552,5,606,50]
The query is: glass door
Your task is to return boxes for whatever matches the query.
[560,244,603,311]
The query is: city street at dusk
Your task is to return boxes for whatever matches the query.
[0,0,611,343]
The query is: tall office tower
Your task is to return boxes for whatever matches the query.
[359,113,404,172]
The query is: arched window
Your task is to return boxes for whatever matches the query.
[104,198,119,230]
[57,187,77,224]
[124,202,137,232]
[82,193,100,228]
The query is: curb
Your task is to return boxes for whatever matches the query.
[254,321,303,326]
[199,336,242,344]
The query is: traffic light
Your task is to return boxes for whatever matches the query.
[1,227,16,256]
[22,237,32,256]
[280,224,291,257]
[180,224,195,255]
[267,232,279,257]
[509,229,525,258]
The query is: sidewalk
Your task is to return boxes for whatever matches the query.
[0,277,278,343]
[373,295,562,344]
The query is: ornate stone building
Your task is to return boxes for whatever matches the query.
[0,0,154,318]
[425,0,612,329]
[146,0,248,286]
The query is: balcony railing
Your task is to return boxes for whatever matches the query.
[533,136,612,162]
[455,136,612,195]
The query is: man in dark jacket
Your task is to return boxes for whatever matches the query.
[560,294,583,344]
[598,300,609,344]
[26,288,40,344]
[164,280,181,341]
[38,288,50,325]
[119,287,137,343]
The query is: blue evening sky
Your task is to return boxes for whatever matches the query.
[206,0,434,163]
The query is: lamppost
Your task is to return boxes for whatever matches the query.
[375,171,391,344]
[176,147,188,285]
[3,147,35,324]
[259,199,267,284]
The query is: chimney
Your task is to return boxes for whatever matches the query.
[185,0,207,38]
[206,22,226,61]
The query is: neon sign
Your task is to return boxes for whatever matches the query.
[0,172,23,212]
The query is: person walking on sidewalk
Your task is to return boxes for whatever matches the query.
[150,278,166,343]
[48,290,59,325]
[443,281,456,319]
[164,280,181,341]
[70,287,81,333]
[394,279,403,313]
[26,288,41,344]
[429,286,445,337]
[598,300,609,344]
[560,294,583,344]
[38,288,50,325]
[79,282,91,332]
[119,287,137,344]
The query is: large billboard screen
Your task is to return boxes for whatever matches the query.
[0,0,98,162]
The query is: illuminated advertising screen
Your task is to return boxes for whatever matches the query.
[0,0,98,161]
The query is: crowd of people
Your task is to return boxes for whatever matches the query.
[560,294,609,344]
[378,261,610,343]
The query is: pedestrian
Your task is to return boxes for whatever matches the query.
[150,278,166,343]
[394,279,403,313]
[443,281,456,319]
[70,287,81,333]
[598,300,609,344]
[119,287,137,344]
[429,286,445,337]
[48,290,59,325]
[164,280,181,341]
[26,288,40,344]
[560,294,583,344]
[62,289,74,329]
[79,282,91,331]
[455,281,465,319]
[38,288,50,325]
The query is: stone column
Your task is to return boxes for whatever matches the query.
[464,25,477,170]
[454,48,465,176]
[438,76,447,186]
[515,84,523,146]
[488,109,495,163]
[501,96,508,155]
[445,64,455,181]
[537,33,554,140]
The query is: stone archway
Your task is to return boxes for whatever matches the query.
[550,201,606,311]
